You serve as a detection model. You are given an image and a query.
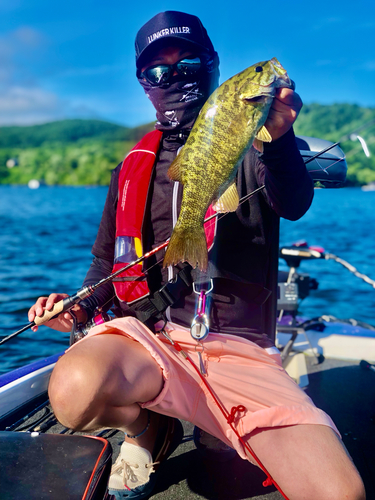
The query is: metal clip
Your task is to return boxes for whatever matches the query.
[195,343,207,376]
[190,280,213,342]
[190,314,210,341]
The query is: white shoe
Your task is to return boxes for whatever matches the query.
[109,441,158,491]
[108,417,183,499]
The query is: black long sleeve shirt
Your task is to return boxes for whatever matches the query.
[81,127,314,347]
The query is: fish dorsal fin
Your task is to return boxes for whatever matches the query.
[256,125,272,143]
[168,155,183,182]
[212,182,239,213]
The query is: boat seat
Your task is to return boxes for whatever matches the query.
[0,431,112,500]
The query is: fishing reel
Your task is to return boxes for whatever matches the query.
[69,309,112,346]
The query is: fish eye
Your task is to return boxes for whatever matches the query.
[255,66,263,73]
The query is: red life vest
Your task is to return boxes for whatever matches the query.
[112,130,217,304]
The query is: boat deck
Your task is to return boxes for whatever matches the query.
[8,356,375,499]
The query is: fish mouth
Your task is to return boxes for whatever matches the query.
[270,58,294,89]
[243,94,274,105]
[273,71,294,89]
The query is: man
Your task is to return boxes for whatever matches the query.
[29,11,365,500]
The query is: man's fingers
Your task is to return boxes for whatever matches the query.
[263,88,303,141]
[45,293,68,310]
[28,297,47,321]
[28,293,69,322]
[274,88,303,111]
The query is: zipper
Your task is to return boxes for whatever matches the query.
[166,179,180,321]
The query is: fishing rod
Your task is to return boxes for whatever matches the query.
[0,240,169,346]
[0,134,366,346]
[304,137,370,166]
[1,185,270,347]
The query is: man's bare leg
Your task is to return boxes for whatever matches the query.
[48,333,164,452]
[49,333,366,498]
[246,424,366,500]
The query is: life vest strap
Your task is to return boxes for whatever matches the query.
[129,266,193,325]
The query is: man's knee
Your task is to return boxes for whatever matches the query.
[329,471,366,500]
[48,333,163,430]
[48,351,102,430]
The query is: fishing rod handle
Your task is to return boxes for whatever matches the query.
[33,287,93,326]
[33,300,65,326]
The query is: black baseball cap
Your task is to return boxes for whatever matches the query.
[135,11,216,69]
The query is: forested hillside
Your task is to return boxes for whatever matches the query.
[0,104,374,186]
[0,120,155,185]
[293,104,375,186]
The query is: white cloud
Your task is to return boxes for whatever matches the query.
[363,60,375,71]
[0,25,47,83]
[57,64,123,78]
[0,26,58,124]
[315,60,332,67]
[0,85,104,125]
[0,86,65,125]
[311,17,343,30]
[0,26,46,56]
[0,86,58,112]
[0,0,22,12]
[12,26,45,47]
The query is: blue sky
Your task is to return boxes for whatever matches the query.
[0,0,374,127]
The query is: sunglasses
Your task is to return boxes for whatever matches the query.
[139,56,204,86]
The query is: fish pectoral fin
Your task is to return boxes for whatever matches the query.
[212,182,239,213]
[255,125,272,143]
[253,126,273,153]
[167,156,183,182]
[253,137,264,153]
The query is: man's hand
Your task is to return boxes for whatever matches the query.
[28,293,88,333]
[265,88,303,141]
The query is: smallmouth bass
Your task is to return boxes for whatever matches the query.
[163,57,294,271]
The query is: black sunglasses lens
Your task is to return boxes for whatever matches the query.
[176,57,201,76]
[144,65,171,85]
[142,57,202,85]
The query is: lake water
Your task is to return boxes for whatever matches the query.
[0,185,374,374]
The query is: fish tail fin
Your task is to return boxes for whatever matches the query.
[168,155,183,182]
[163,224,208,271]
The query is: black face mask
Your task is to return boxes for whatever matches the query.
[138,70,219,132]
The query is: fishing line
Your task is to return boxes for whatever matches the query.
[325,253,375,288]
[303,142,341,165]
[141,184,267,276]
[0,138,358,345]
[0,185,266,345]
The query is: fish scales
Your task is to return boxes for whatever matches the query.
[163,58,293,271]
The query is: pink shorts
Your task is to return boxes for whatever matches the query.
[72,317,339,460]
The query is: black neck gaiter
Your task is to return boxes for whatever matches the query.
[139,73,217,132]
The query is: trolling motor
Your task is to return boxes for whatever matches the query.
[277,238,375,363]
[278,241,322,314]
[277,241,325,364]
